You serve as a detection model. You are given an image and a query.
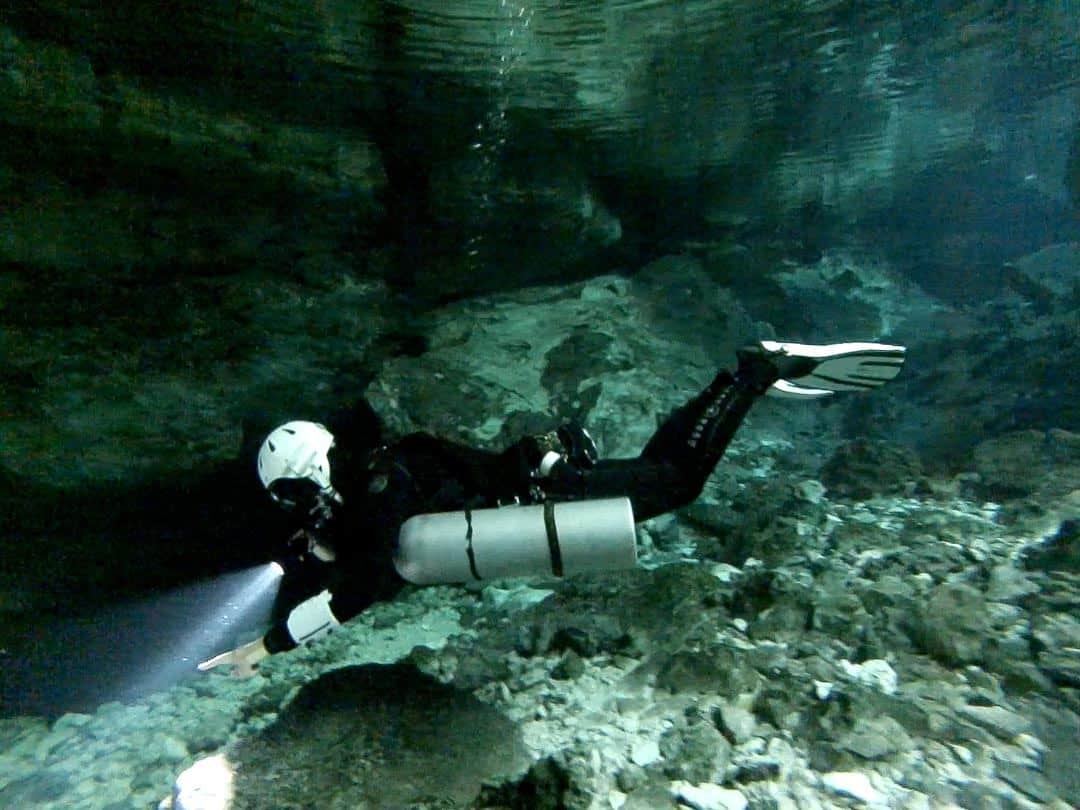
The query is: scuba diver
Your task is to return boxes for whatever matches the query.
[199,340,906,676]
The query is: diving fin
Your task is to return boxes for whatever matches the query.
[766,379,836,399]
[761,341,906,399]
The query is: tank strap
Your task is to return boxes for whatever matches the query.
[464,506,482,580]
[543,502,564,577]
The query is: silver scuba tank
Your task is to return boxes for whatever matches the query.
[393,497,637,585]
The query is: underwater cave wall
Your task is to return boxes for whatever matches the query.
[0,0,1078,616]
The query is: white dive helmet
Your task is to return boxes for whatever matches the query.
[257,421,335,496]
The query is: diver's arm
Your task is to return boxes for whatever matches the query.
[199,589,353,676]
[197,637,270,677]
[263,588,343,653]
[254,586,379,655]
[196,594,332,676]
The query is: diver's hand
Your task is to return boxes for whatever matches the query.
[197,638,270,678]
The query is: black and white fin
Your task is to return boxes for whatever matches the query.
[762,341,906,399]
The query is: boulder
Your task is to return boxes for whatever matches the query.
[906,582,991,666]
[477,757,575,810]
[670,782,748,810]
[1010,242,1080,302]
[227,663,529,809]
[820,440,922,500]
[995,760,1058,804]
[838,716,913,760]
[655,644,763,698]
[1032,612,1080,687]
[821,771,884,804]
[973,429,1080,499]
[956,705,1032,741]
[659,719,732,783]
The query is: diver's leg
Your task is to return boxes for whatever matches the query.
[547,351,778,520]
[540,456,686,521]
[639,340,907,478]
[542,341,907,520]
[639,347,778,480]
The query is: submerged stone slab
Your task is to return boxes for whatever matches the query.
[227,662,529,809]
[822,770,884,804]
[907,582,991,666]
[820,440,922,500]
[838,716,913,760]
[957,705,1033,741]
[671,781,748,810]
[995,760,1058,804]
[839,659,899,695]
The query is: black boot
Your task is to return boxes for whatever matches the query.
[734,344,816,393]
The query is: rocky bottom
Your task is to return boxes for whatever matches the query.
[1,446,1079,809]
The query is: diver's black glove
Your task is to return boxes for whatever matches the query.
[514,423,597,502]
[555,423,598,470]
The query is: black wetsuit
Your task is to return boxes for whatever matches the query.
[264,350,780,653]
